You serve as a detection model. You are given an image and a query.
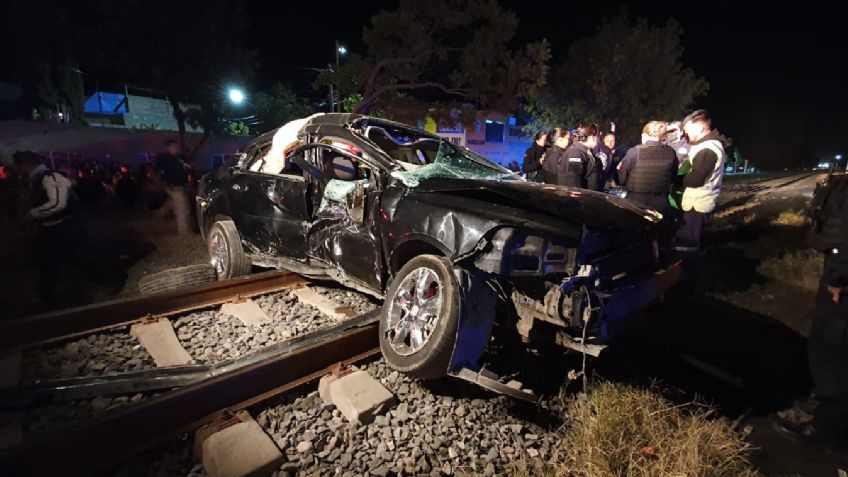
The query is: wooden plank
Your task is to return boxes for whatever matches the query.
[221,300,269,327]
[130,319,193,368]
[292,287,357,320]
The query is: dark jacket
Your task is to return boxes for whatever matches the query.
[618,141,678,194]
[559,143,601,191]
[593,143,616,187]
[522,143,547,182]
[155,153,189,187]
[541,145,566,184]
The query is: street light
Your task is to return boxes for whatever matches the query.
[228,87,246,105]
[836,154,843,160]
[334,40,347,112]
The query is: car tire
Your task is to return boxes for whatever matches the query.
[138,264,216,295]
[207,219,252,279]
[379,254,460,379]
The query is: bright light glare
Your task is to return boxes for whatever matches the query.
[338,45,348,55]
[228,88,245,104]
[836,154,843,160]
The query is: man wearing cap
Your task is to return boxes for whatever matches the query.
[673,110,731,266]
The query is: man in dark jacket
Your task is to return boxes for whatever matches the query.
[618,121,678,212]
[522,131,547,182]
[559,124,602,191]
[593,131,616,189]
[155,140,191,235]
[776,174,848,452]
[541,128,570,185]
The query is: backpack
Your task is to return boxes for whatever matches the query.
[806,171,848,251]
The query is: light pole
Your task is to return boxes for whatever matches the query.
[335,41,347,112]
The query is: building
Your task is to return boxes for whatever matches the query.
[83,91,203,133]
[421,112,532,167]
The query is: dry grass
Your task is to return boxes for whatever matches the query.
[770,210,810,227]
[554,382,759,477]
[757,250,823,293]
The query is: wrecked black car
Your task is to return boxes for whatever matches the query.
[196,113,679,387]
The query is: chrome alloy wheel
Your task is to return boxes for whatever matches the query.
[385,267,444,356]
[208,228,229,277]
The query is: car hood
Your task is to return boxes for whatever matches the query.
[410,178,662,232]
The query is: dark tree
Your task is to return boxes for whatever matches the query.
[317,0,550,124]
[94,0,257,157]
[528,12,708,142]
[251,84,312,133]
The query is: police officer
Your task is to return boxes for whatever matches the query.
[541,127,570,184]
[617,121,678,212]
[776,173,848,451]
[522,131,548,182]
[13,151,80,306]
[593,129,616,189]
[560,123,602,191]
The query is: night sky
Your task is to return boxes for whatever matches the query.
[245,0,847,168]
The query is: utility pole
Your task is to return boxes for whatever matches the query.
[335,40,341,113]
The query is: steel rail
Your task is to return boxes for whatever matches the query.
[1,313,380,404]
[0,318,380,476]
[0,269,308,350]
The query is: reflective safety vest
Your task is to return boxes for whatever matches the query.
[681,139,725,213]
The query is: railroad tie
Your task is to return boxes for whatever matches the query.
[195,410,283,477]
[292,287,358,321]
[130,318,194,367]
[221,299,270,327]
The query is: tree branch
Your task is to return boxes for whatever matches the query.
[355,81,468,114]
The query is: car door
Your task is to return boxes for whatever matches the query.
[228,144,312,260]
[291,142,385,292]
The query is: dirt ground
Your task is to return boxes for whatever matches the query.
[0,204,207,319]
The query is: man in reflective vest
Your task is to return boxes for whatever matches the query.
[673,110,730,265]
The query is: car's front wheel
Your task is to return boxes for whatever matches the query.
[207,219,252,279]
[379,254,460,379]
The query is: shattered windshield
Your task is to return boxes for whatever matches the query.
[391,141,520,187]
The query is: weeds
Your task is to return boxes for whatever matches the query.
[757,250,823,292]
[555,382,759,477]
[771,210,810,227]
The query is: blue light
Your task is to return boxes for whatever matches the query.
[508,116,517,126]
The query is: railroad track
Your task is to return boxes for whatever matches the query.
[0,270,382,476]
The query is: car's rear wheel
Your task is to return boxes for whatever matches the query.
[207,219,252,279]
[379,255,459,379]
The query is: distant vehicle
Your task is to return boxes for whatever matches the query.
[196,114,678,386]
[816,162,833,171]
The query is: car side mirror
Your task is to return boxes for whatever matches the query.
[290,155,328,186]
[347,181,366,223]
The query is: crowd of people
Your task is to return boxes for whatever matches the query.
[521,109,729,267]
[3,140,195,307]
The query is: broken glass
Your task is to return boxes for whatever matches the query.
[391,141,521,187]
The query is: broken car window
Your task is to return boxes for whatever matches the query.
[391,140,519,187]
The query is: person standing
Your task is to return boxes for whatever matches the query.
[13,151,80,306]
[594,128,616,189]
[155,140,191,235]
[665,121,690,163]
[776,173,848,451]
[673,110,729,263]
[617,121,678,212]
[541,128,570,185]
[522,131,548,182]
[560,123,602,191]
